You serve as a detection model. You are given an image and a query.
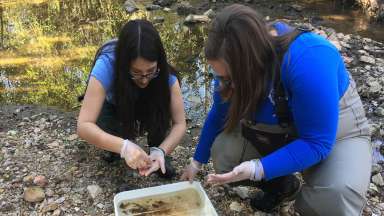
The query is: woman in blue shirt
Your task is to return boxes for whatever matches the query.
[77,20,186,178]
[181,4,371,215]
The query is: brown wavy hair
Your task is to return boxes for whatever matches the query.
[205,4,301,131]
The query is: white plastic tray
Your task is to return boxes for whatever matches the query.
[114,181,218,216]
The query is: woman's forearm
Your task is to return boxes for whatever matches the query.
[77,121,124,154]
[158,122,186,155]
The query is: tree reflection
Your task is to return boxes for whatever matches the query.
[0,0,212,120]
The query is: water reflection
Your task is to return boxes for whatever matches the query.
[0,0,212,123]
[1,0,383,124]
[303,0,384,40]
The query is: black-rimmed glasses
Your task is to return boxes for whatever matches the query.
[129,68,160,80]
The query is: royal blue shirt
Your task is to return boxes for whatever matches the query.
[193,23,350,180]
[90,42,177,103]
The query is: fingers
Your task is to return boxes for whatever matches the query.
[159,158,166,174]
[207,171,237,185]
[180,167,194,183]
[144,162,159,176]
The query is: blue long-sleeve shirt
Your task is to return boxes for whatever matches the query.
[193,23,350,180]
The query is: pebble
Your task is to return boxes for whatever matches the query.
[87,185,102,199]
[46,188,54,197]
[372,164,383,175]
[96,203,104,209]
[47,141,60,148]
[123,0,138,13]
[42,203,59,213]
[23,175,34,183]
[33,175,48,187]
[372,173,384,186]
[55,196,66,204]
[67,134,78,141]
[184,15,210,24]
[24,186,45,203]
[229,201,243,212]
[360,55,376,64]
[232,186,250,199]
[52,209,61,216]
[145,4,162,11]
[7,130,17,136]
[369,183,379,194]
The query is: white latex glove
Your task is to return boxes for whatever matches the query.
[120,139,151,170]
[142,147,166,176]
[207,159,264,185]
[180,159,202,183]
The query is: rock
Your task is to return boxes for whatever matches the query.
[360,55,376,64]
[369,183,379,194]
[96,203,104,209]
[176,3,197,16]
[67,134,78,141]
[232,186,250,199]
[372,164,383,175]
[46,188,54,197]
[47,141,60,148]
[145,4,161,11]
[369,81,381,93]
[153,16,165,24]
[342,56,354,64]
[289,4,304,12]
[52,209,61,216]
[33,175,48,187]
[42,203,59,213]
[24,186,45,203]
[184,15,210,24]
[372,173,384,186]
[203,9,216,18]
[123,0,138,13]
[23,175,34,183]
[229,201,243,212]
[7,130,17,136]
[375,107,384,117]
[0,201,13,212]
[153,0,175,7]
[163,7,171,12]
[55,197,66,204]
[87,185,102,199]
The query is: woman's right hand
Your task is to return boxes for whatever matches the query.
[120,140,151,170]
[180,159,202,183]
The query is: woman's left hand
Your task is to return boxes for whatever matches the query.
[207,160,264,185]
[140,147,166,176]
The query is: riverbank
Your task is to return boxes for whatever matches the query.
[1,29,384,214]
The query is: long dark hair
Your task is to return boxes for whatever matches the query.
[114,20,172,146]
[205,4,301,131]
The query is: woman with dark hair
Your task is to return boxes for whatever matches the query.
[181,4,371,215]
[77,20,186,178]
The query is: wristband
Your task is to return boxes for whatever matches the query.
[150,147,165,157]
[251,159,264,181]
